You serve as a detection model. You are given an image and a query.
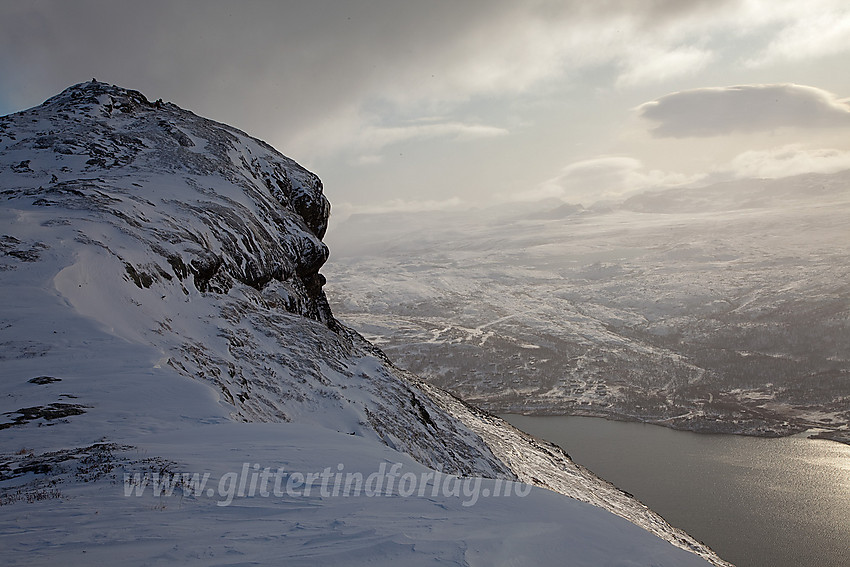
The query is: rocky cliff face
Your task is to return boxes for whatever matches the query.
[1,80,334,325]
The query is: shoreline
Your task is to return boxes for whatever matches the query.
[500,408,850,446]
[806,429,850,445]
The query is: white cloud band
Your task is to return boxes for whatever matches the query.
[638,84,850,138]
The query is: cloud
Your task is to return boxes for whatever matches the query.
[0,1,755,156]
[616,45,714,88]
[742,0,850,67]
[330,197,465,222]
[518,157,702,204]
[638,84,850,137]
[294,117,508,164]
[359,122,508,151]
[349,154,384,167]
[519,145,850,208]
[729,145,850,178]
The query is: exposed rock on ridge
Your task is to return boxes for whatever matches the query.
[1,80,334,326]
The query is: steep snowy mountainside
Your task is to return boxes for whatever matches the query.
[0,80,512,474]
[0,81,727,566]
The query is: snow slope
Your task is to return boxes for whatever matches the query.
[0,81,728,566]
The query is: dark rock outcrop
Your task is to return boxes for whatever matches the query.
[1,80,335,327]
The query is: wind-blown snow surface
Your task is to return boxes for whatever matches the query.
[0,81,726,566]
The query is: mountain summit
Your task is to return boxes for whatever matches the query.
[0,81,729,566]
[3,80,334,322]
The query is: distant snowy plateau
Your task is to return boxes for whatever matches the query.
[0,82,730,565]
[326,170,850,443]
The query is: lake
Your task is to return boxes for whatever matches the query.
[501,414,850,567]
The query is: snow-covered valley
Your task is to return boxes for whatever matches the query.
[325,175,850,441]
[0,81,729,565]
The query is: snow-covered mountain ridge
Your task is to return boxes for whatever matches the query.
[0,81,728,566]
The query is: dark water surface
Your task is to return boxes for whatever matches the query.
[502,414,850,567]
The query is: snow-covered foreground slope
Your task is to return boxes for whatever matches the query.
[1,81,728,566]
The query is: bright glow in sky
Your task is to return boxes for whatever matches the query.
[3,0,850,227]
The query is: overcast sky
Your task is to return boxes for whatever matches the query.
[3,0,850,227]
